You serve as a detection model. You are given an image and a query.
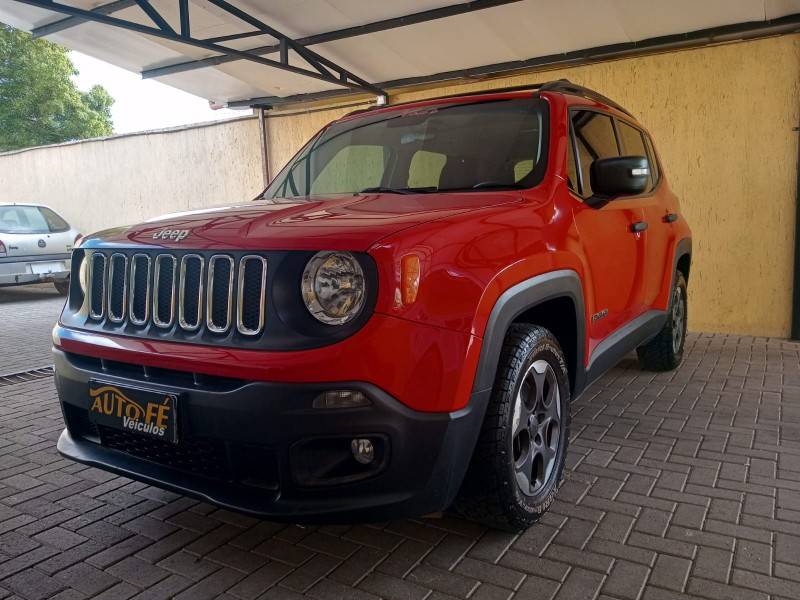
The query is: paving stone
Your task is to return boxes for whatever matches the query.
[54,562,120,596]
[648,554,692,592]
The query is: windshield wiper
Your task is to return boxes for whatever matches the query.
[357,186,438,195]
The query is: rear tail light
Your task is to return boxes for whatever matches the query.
[0,241,6,258]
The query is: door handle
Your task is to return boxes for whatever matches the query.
[630,221,648,232]
[663,213,679,223]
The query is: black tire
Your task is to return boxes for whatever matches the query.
[455,324,571,532]
[54,279,70,296]
[637,271,687,371]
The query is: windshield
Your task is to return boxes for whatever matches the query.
[0,205,70,234]
[263,97,548,199]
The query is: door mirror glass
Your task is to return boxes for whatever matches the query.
[589,155,649,203]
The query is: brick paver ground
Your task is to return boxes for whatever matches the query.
[0,284,64,374]
[0,292,799,599]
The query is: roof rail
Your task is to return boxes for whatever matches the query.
[343,78,633,117]
[537,79,633,117]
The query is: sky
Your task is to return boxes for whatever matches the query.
[71,51,245,135]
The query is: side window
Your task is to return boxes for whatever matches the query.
[310,145,387,195]
[644,134,660,184]
[39,207,70,232]
[407,150,446,188]
[617,121,654,191]
[570,110,619,197]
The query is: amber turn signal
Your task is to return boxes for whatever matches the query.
[401,254,421,305]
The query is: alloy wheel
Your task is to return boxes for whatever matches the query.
[672,286,685,354]
[511,359,561,496]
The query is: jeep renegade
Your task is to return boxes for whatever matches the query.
[53,79,692,531]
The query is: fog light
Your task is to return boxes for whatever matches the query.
[313,390,370,409]
[351,438,375,465]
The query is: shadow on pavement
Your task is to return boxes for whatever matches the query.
[0,282,64,304]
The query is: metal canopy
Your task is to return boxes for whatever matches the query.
[2,0,800,108]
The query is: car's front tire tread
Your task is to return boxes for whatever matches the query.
[455,324,570,532]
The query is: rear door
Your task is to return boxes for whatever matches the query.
[568,110,648,348]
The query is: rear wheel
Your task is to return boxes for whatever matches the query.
[54,279,70,296]
[455,324,570,532]
[637,271,687,371]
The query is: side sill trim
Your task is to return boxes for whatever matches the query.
[585,309,667,386]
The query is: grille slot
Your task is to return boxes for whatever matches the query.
[129,254,151,325]
[153,255,177,328]
[207,255,234,333]
[178,255,204,331]
[237,256,268,336]
[107,253,128,322]
[89,253,107,319]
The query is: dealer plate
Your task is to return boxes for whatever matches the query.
[88,380,179,444]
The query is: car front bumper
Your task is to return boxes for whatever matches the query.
[54,348,486,522]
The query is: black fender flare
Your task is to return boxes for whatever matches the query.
[470,269,587,400]
[672,238,692,284]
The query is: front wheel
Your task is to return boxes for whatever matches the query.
[454,324,570,532]
[637,271,687,371]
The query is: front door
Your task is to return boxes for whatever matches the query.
[567,109,648,353]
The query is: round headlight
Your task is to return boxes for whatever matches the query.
[78,253,89,295]
[302,251,366,325]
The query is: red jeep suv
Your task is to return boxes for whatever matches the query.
[53,79,691,531]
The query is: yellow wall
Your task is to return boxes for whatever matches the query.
[265,35,800,337]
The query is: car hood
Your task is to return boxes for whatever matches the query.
[83,192,523,251]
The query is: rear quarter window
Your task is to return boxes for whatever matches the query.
[617,121,654,191]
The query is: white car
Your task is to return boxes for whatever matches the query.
[0,203,81,295]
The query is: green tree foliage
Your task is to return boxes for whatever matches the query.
[0,24,114,151]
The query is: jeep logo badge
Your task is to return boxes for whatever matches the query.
[152,229,190,242]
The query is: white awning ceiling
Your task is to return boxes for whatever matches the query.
[1,0,799,106]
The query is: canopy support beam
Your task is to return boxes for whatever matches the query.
[30,0,136,38]
[12,0,386,97]
[140,0,523,79]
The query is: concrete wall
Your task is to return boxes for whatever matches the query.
[0,116,264,236]
[1,35,798,337]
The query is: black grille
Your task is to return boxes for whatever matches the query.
[99,426,228,480]
[62,402,278,488]
[108,254,127,321]
[155,256,175,326]
[208,256,233,332]
[130,254,150,324]
[239,257,266,334]
[89,253,106,317]
[180,255,203,329]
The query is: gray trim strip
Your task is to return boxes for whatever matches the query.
[585,309,667,385]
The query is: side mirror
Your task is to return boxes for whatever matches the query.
[588,155,649,205]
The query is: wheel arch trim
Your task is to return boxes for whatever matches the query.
[471,269,586,399]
